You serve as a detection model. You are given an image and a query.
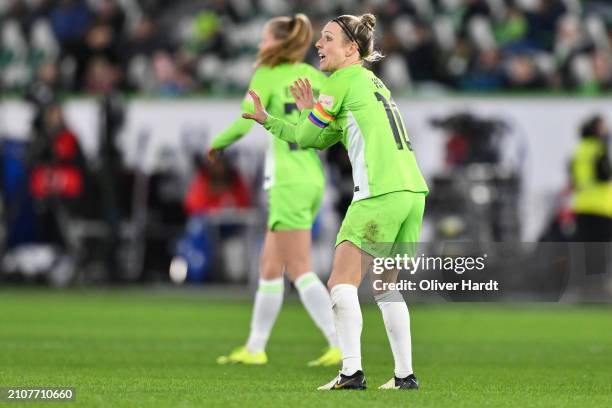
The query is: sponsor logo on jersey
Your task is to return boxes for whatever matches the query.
[318,93,334,109]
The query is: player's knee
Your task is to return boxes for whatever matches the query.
[285,261,310,282]
[259,256,283,280]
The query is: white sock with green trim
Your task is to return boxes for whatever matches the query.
[246,277,284,353]
[375,290,413,378]
[330,284,362,376]
[295,272,339,348]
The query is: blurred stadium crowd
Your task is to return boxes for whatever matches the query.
[1,0,612,95]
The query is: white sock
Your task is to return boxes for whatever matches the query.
[295,272,339,348]
[375,290,413,378]
[330,284,362,376]
[245,277,284,353]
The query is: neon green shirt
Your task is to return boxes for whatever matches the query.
[210,63,327,190]
[572,138,612,217]
[264,63,429,201]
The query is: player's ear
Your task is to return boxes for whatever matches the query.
[345,42,358,57]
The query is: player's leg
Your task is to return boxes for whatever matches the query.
[320,194,392,390]
[217,230,284,365]
[246,230,285,353]
[319,192,421,390]
[377,191,425,390]
[317,240,368,390]
[276,229,340,366]
[273,184,340,366]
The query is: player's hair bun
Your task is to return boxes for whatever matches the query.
[360,14,376,31]
[333,13,383,64]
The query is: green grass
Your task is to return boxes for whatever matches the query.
[0,289,611,407]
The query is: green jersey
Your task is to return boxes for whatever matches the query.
[210,63,327,190]
[264,64,429,201]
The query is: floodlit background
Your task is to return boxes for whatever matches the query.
[1,1,611,407]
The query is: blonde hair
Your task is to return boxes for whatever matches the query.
[333,13,384,63]
[256,14,313,67]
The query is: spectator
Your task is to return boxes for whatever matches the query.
[504,53,548,90]
[120,15,171,92]
[554,14,592,87]
[72,22,122,91]
[95,0,126,34]
[582,50,612,93]
[526,0,567,51]
[406,20,442,83]
[83,55,121,94]
[48,0,91,46]
[461,48,505,90]
[151,51,194,96]
[494,2,529,52]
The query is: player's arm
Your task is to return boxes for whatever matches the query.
[209,114,255,150]
[244,78,343,149]
[262,109,341,150]
[209,69,272,150]
[288,77,344,149]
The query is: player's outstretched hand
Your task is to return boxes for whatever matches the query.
[290,78,314,111]
[242,90,268,125]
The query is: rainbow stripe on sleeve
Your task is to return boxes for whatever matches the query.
[308,103,335,128]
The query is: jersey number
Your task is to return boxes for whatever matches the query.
[284,102,304,151]
[374,92,412,151]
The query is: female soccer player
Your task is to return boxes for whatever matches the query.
[243,14,429,390]
[213,14,341,367]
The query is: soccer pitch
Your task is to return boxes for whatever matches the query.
[0,289,611,407]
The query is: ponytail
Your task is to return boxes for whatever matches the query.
[256,14,313,67]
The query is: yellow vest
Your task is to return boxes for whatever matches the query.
[571,138,612,217]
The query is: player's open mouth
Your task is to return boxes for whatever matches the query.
[319,53,326,62]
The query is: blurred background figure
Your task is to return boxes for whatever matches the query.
[0,101,92,286]
[504,53,548,89]
[571,115,612,243]
[184,153,251,217]
[28,103,90,215]
[174,153,252,283]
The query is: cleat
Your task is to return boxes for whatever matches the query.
[317,370,367,390]
[216,346,267,365]
[307,347,342,367]
[378,374,419,390]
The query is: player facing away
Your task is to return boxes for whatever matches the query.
[212,14,341,367]
[243,14,429,390]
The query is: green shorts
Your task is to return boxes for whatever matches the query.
[335,191,426,257]
[267,184,323,231]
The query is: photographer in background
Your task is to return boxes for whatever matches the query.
[184,153,251,216]
[571,115,612,242]
[28,102,92,248]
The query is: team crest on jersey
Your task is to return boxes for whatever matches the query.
[318,93,334,109]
